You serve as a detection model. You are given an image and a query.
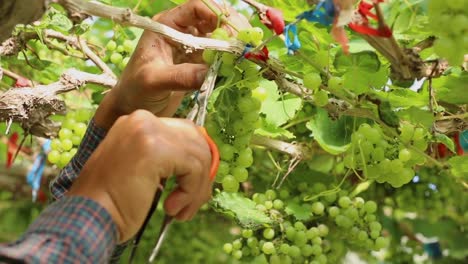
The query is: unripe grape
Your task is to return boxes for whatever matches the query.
[47,150,61,164]
[242,229,253,238]
[106,40,117,51]
[61,139,73,151]
[123,40,134,53]
[223,243,233,254]
[222,175,239,192]
[311,202,325,215]
[364,201,377,214]
[273,199,284,209]
[110,52,123,65]
[338,196,352,208]
[304,72,322,91]
[263,228,275,240]
[59,128,73,140]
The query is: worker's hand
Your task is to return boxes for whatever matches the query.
[95,0,249,129]
[67,110,213,243]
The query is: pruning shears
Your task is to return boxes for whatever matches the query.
[128,57,221,264]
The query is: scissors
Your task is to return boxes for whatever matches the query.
[128,56,222,264]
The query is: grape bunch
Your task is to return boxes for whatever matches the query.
[104,39,135,70]
[344,123,427,187]
[202,28,267,192]
[47,109,93,168]
[428,0,468,65]
[392,167,465,221]
[223,187,388,263]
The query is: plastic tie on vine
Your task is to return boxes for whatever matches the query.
[296,0,336,26]
[284,24,301,54]
[348,0,392,37]
[26,140,51,202]
[242,0,285,34]
[459,130,468,153]
[240,44,270,62]
[6,132,19,168]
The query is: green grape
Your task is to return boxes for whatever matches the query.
[106,40,117,51]
[62,118,76,130]
[311,244,322,255]
[286,226,296,241]
[294,232,307,246]
[265,189,277,200]
[217,161,230,176]
[370,230,380,239]
[338,196,351,208]
[262,242,275,255]
[374,237,388,249]
[116,45,125,53]
[306,227,319,239]
[328,206,340,217]
[328,76,343,90]
[358,230,368,241]
[301,244,314,257]
[364,201,377,214]
[311,202,325,215]
[288,245,301,258]
[73,123,87,138]
[59,128,73,140]
[242,229,253,238]
[249,27,264,45]
[119,57,130,70]
[61,139,73,151]
[263,228,275,240]
[222,175,239,192]
[202,50,215,64]
[60,151,73,166]
[247,237,258,248]
[219,144,235,161]
[223,243,233,254]
[211,28,229,40]
[335,215,353,228]
[110,52,123,65]
[237,29,252,43]
[252,87,268,102]
[231,166,248,182]
[232,239,242,249]
[51,139,61,150]
[294,221,306,231]
[313,90,329,107]
[232,250,242,259]
[369,221,382,232]
[71,135,82,146]
[236,148,253,167]
[273,199,284,209]
[70,148,77,156]
[317,224,329,237]
[413,127,425,141]
[399,148,412,162]
[304,72,322,91]
[47,150,61,164]
[123,40,134,53]
[279,243,290,254]
[264,200,273,209]
[75,109,91,122]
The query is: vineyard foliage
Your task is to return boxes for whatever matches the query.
[0,0,467,263]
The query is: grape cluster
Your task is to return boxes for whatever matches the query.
[104,39,135,70]
[344,123,427,187]
[428,0,468,65]
[223,187,388,263]
[203,28,267,192]
[392,167,465,221]
[47,109,93,168]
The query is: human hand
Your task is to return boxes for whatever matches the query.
[67,110,213,242]
[95,0,250,129]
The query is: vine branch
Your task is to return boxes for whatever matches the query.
[251,135,310,159]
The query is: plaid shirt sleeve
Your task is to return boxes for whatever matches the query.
[50,119,130,263]
[0,119,129,264]
[0,196,118,263]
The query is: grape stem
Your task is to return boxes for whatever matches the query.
[251,135,309,159]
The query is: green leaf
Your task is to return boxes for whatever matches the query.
[373,88,428,108]
[211,192,272,229]
[334,50,381,73]
[255,118,295,139]
[432,72,468,105]
[284,202,311,221]
[434,133,456,153]
[397,106,435,129]
[49,13,73,33]
[448,156,468,179]
[260,81,302,127]
[306,108,363,155]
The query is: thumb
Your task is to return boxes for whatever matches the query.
[156,63,208,91]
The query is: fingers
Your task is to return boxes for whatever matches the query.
[157,0,219,36]
[159,118,213,221]
[144,63,208,92]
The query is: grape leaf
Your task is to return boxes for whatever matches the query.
[261,97,302,126]
[211,192,272,229]
[448,156,468,179]
[285,202,311,221]
[334,50,381,73]
[373,88,428,108]
[255,118,295,139]
[397,106,435,129]
[432,73,468,105]
[306,108,362,155]
[434,133,456,153]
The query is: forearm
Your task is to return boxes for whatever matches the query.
[0,197,117,263]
